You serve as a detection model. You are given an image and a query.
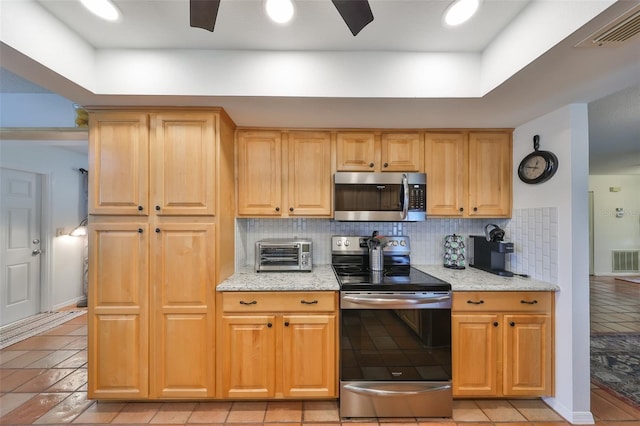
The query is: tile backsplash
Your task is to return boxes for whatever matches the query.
[236,207,557,283]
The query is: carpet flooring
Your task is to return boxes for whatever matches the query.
[591,332,640,409]
[0,310,86,349]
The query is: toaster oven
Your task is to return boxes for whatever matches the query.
[255,239,313,272]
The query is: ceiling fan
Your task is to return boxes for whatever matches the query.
[190,0,374,36]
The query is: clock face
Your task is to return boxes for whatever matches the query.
[518,150,558,184]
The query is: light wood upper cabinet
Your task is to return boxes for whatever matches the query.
[452,291,553,398]
[89,112,149,215]
[237,131,282,216]
[88,222,149,399]
[150,223,216,398]
[336,132,423,172]
[151,113,216,216]
[467,132,512,217]
[90,111,218,216]
[425,131,512,218]
[424,132,467,216]
[237,130,332,217]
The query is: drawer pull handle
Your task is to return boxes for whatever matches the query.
[301,300,318,305]
[467,300,484,305]
[521,300,538,305]
[239,300,257,305]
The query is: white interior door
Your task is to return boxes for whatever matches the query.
[0,168,42,326]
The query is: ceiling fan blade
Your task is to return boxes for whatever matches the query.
[190,0,221,32]
[331,0,374,36]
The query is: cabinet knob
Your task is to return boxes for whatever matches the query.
[275,207,280,212]
[493,322,499,327]
[473,207,478,212]
[138,205,144,211]
[459,207,464,212]
[155,228,160,233]
[138,228,143,233]
[155,205,161,211]
[466,300,484,305]
[267,322,273,328]
[369,162,375,168]
[289,207,294,212]
[383,162,389,168]
[510,321,515,327]
[284,321,290,327]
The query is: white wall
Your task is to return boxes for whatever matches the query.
[513,104,593,424]
[589,175,640,275]
[1,93,88,309]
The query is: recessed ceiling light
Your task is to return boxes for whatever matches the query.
[443,0,480,27]
[265,0,295,24]
[79,0,121,22]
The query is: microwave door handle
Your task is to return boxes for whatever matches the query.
[401,173,409,220]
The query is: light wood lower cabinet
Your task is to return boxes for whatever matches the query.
[218,292,338,399]
[452,291,554,398]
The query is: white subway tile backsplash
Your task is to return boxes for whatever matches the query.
[235,207,557,283]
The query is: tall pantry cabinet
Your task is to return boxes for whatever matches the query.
[87,109,236,399]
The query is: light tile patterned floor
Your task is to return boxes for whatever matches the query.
[1,276,639,425]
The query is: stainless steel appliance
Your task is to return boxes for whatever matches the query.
[334,172,426,221]
[255,238,312,272]
[332,235,452,418]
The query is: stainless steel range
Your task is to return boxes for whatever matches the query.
[332,235,452,419]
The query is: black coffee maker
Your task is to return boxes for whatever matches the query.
[470,224,514,277]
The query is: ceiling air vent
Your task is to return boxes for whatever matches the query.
[576,4,640,47]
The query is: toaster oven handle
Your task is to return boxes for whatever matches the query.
[401,173,409,220]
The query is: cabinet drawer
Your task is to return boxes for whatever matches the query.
[453,291,552,312]
[222,291,336,313]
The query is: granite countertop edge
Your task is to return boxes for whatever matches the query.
[217,264,560,292]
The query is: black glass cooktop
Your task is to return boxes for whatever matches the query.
[333,265,452,292]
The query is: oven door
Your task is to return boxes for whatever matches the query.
[339,291,452,418]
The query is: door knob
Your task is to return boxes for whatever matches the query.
[32,249,42,256]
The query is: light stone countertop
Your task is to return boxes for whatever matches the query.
[216,264,340,291]
[217,264,559,292]
[413,264,560,292]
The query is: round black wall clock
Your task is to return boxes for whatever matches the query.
[518,135,558,184]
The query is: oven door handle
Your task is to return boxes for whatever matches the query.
[342,294,450,306]
[343,383,451,396]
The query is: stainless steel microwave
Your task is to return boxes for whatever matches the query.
[334,172,427,221]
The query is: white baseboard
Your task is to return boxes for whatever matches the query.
[52,296,86,311]
[543,397,595,425]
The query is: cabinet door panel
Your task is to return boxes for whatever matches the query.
[288,132,332,216]
[468,132,512,217]
[503,314,552,396]
[88,223,149,399]
[282,315,336,397]
[150,223,215,397]
[237,131,282,216]
[381,133,423,172]
[89,112,149,215]
[336,133,376,171]
[452,314,499,396]
[425,132,466,216]
[221,315,276,398]
[152,113,216,215]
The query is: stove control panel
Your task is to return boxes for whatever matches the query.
[332,235,411,255]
